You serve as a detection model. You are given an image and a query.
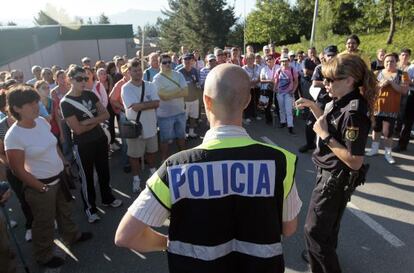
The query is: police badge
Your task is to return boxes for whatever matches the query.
[345,127,359,141]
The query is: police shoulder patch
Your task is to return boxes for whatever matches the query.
[345,126,359,141]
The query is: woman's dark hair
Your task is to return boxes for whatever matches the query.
[67,65,86,79]
[106,61,116,75]
[346,34,360,45]
[7,84,40,120]
[384,52,399,63]
[322,54,378,119]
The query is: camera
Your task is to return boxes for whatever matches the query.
[0,181,10,197]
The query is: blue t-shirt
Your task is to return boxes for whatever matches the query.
[143,67,160,82]
[178,67,200,102]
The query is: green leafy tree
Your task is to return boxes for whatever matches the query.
[144,23,160,38]
[245,0,300,45]
[227,21,245,48]
[159,0,236,52]
[98,13,110,24]
[7,21,17,26]
[87,17,94,25]
[295,0,315,40]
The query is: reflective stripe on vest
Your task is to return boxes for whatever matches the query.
[147,172,171,209]
[168,239,283,261]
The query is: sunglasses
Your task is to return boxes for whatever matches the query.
[161,60,172,65]
[74,76,89,82]
[323,77,346,84]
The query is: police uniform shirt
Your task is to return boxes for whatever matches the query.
[311,64,332,107]
[312,90,370,171]
[128,125,302,227]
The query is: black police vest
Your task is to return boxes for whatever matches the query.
[147,137,297,273]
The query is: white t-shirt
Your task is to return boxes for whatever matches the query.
[153,71,187,118]
[92,81,108,107]
[4,117,64,179]
[260,64,279,89]
[122,81,160,139]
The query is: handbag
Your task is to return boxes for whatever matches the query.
[61,96,111,144]
[119,81,145,139]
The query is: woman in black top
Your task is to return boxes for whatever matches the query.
[60,66,122,224]
[295,54,377,273]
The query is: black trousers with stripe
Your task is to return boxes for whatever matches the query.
[74,136,115,215]
[304,168,348,273]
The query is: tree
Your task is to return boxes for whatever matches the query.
[34,4,75,26]
[34,10,59,25]
[87,17,93,25]
[227,22,244,48]
[98,13,110,24]
[245,0,300,45]
[295,0,315,40]
[144,23,160,38]
[386,0,396,44]
[159,0,236,52]
[7,21,17,26]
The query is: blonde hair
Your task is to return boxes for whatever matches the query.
[322,54,378,118]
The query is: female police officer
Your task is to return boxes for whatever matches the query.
[295,53,377,273]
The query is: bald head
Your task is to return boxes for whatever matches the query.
[204,64,250,121]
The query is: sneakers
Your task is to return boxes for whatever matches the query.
[41,256,65,268]
[132,177,141,194]
[9,220,17,229]
[384,148,396,164]
[87,213,101,224]
[110,143,120,151]
[366,142,379,156]
[187,133,199,139]
[255,116,262,121]
[278,122,287,128]
[103,199,123,208]
[243,118,251,125]
[25,229,32,242]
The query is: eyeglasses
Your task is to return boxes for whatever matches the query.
[73,76,89,82]
[161,60,172,65]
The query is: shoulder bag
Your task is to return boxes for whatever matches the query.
[61,96,111,144]
[119,81,145,139]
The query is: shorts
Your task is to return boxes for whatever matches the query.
[157,113,186,142]
[373,115,396,138]
[126,135,158,158]
[185,100,199,119]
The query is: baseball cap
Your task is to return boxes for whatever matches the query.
[121,64,129,74]
[81,57,91,63]
[183,53,194,59]
[288,51,296,56]
[206,54,216,61]
[280,54,289,61]
[304,58,317,70]
[324,45,338,56]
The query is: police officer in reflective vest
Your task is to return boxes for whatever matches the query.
[295,54,376,273]
[115,63,302,273]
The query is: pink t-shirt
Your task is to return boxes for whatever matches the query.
[274,67,298,93]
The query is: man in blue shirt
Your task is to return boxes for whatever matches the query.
[143,53,160,82]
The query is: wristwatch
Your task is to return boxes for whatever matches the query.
[322,135,333,145]
[41,184,49,193]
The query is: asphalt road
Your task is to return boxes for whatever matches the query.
[4,115,414,273]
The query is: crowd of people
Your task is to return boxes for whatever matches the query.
[0,32,413,271]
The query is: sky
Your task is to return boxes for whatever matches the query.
[0,0,259,23]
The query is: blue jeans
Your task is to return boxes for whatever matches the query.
[277,92,294,127]
[157,113,186,142]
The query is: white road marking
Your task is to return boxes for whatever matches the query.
[261,135,406,248]
[130,249,147,259]
[347,202,405,247]
[112,188,131,199]
[261,136,278,147]
[54,239,79,262]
